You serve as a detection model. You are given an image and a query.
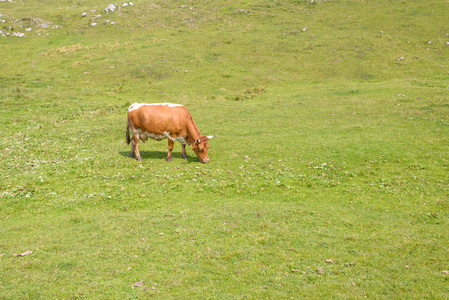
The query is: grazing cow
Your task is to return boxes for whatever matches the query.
[126,103,215,163]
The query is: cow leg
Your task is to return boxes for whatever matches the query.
[167,139,174,162]
[182,144,188,159]
[133,136,142,161]
[130,146,135,158]
[130,140,136,158]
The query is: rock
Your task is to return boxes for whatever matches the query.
[105,4,116,13]
[133,281,143,287]
[82,12,87,17]
[14,250,32,256]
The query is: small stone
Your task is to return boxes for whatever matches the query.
[13,250,32,256]
[105,4,116,12]
[134,281,143,287]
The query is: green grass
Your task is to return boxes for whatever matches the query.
[1,0,449,298]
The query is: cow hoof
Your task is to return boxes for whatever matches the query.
[183,155,188,159]
[136,157,143,161]
[167,157,173,162]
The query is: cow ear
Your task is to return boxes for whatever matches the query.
[192,139,200,149]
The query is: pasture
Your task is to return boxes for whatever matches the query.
[1,0,448,298]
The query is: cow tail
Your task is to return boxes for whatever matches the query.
[126,121,131,145]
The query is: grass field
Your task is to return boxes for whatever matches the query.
[1,0,448,298]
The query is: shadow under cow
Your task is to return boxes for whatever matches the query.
[118,150,199,163]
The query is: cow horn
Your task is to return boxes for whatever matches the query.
[207,135,216,139]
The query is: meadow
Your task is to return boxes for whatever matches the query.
[1,0,448,298]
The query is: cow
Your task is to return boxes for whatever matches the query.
[126,103,215,163]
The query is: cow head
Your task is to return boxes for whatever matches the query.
[192,135,215,163]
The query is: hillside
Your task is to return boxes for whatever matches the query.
[1,0,448,298]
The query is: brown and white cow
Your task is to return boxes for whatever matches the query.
[126,103,215,163]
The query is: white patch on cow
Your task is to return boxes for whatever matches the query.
[138,130,186,144]
[128,102,183,112]
[167,134,187,144]
[174,136,187,145]
[140,130,170,141]
[135,127,187,145]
